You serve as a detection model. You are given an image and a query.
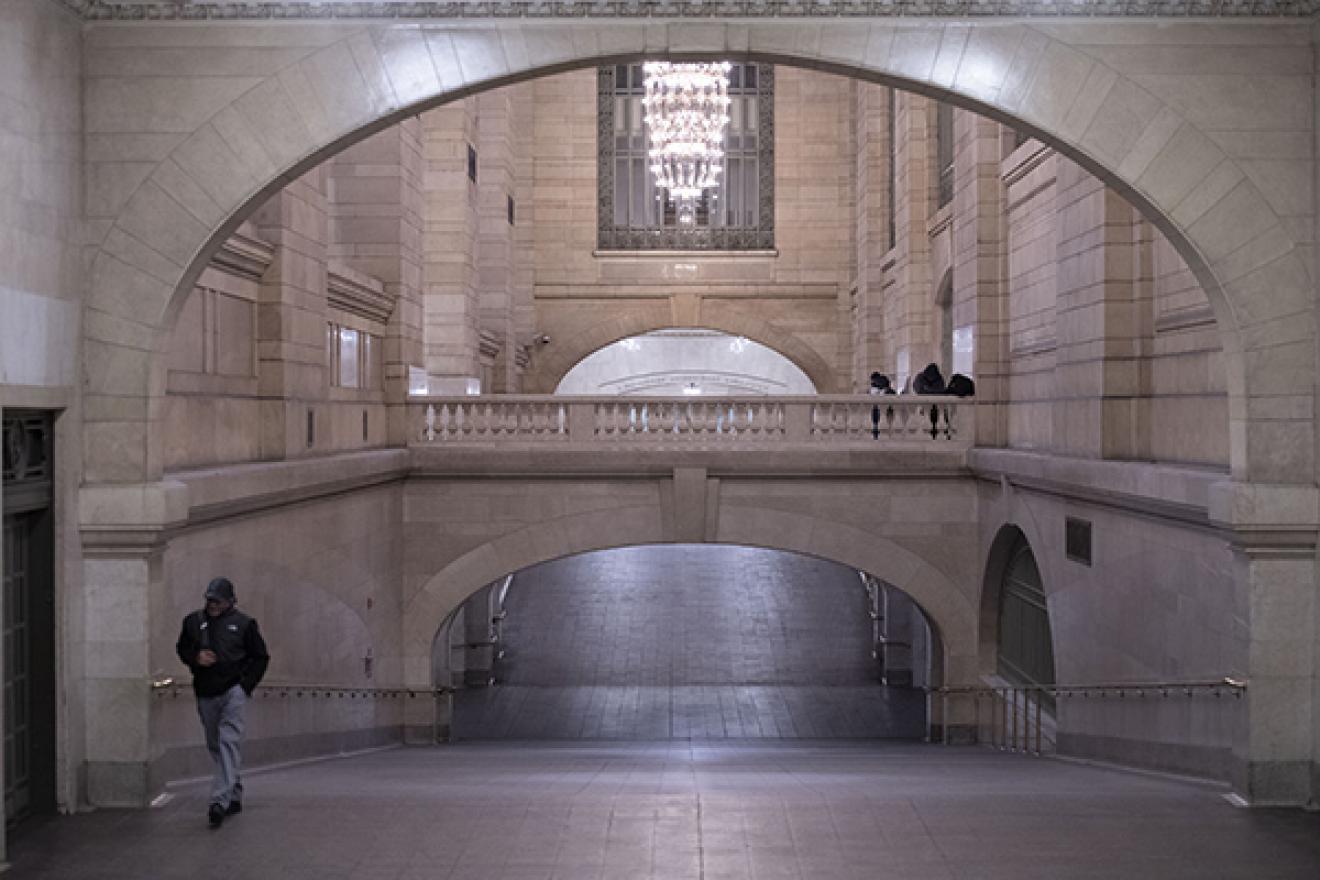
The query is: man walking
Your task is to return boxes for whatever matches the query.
[176,577,270,827]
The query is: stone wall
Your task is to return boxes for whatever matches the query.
[150,478,405,786]
[974,450,1244,779]
[853,87,1229,468]
[521,67,855,393]
[0,0,86,828]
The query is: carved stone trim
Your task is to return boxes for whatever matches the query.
[1154,303,1217,334]
[65,1,1320,22]
[210,231,275,283]
[597,62,775,252]
[327,264,394,324]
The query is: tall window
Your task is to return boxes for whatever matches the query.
[598,62,774,250]
[327,323,382,391]
[935,102,954,209]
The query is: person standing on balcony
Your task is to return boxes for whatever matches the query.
[175,577,270,828]
[913,363,946,395]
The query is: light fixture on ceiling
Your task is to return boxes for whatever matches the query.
[642,61,732,227]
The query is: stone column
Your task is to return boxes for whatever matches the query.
[79,481,188,806]
[951,112,1009,448]
[1051,159,1149,459]
[251,171,330,460]
[851,82,891,389]
[887,92,935,390]
[327,121,425,441]
[421,100,481,393]
[475,90,520,393]
[1210,482,1319,805]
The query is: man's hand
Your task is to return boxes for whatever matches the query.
[197,649,217,667]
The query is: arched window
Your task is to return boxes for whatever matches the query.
[997,536,1056,687]
[935,274,953,377]
[555,329,816,396]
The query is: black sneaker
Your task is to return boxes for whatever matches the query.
[226,801,242,815]
[208,803,225,827]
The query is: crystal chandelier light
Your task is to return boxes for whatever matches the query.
[642,61,732,227]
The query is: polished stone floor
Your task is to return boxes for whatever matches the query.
[9,742,1320,879]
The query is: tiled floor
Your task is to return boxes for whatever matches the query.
[456,546,926,740]
[9,741,1320,879]
[454,685,927,740]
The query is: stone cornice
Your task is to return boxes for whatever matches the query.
[61,0,1320,22]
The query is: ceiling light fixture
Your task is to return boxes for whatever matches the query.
[642,61,732,227]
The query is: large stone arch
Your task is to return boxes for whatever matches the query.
[83,19,1314,485]
[523,310,840,393]
[400,502,978,688]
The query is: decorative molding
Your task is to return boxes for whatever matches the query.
[1155,302,1217,334]
[63,0,1320,22]
[211,231,275,283]
[327,264,394,324]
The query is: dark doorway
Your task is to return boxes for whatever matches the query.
[2,411,58,828]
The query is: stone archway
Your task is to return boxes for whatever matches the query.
[400,502,977,692]
[81,18,1312,486]
[523,313,840,394]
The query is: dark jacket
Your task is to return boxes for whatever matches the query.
[946,373,976,397]
[176,607,270,698]
[913,364,946,395]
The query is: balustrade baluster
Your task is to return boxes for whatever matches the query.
[439,404,453,439]
[424,404,437,442]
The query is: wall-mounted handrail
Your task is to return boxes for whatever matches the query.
[936,677,1247,755]
[150,680,454,699]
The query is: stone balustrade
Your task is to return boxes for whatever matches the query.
[409,395,971,447]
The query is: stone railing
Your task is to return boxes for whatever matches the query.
[409,395,971,447]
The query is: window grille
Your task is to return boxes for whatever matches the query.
[598,62,775,251]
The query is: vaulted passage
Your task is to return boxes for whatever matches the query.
[449,546,930,740]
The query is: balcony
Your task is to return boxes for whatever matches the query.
[407,396,972,474]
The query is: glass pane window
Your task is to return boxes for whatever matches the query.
[328,323,381,391]
[598,62,775,251]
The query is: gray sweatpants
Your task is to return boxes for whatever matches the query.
[196,684,247,809]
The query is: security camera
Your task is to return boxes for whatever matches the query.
[539,334,551,345]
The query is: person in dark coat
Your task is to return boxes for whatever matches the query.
[912,363,946,395]
[176,577,269,827]
[868,372,896,395]
[946,373,976,397]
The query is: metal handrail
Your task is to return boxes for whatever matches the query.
[150,679,453,699]
[937,677,1247,756]
[940,677,1247,698]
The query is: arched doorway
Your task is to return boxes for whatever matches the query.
[995,532,1056,690]
[430,545,940,741]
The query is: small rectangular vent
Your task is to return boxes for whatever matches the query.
[1065,517,1092,566]
[467,144,477,183]
[306,410,315,448]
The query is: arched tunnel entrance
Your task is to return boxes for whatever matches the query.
[431,545,941,741]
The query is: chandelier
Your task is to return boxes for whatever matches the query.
[642,61,732,227]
